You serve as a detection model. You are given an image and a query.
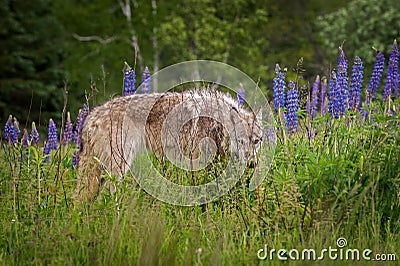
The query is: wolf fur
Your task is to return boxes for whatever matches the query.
[75,89,263,201]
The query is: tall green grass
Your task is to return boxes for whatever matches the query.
[0,101,399,265]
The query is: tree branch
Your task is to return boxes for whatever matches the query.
[72,33,117,44]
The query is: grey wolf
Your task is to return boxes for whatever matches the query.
[75,89,263,201]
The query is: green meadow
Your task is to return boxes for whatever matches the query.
[1,97,399,265]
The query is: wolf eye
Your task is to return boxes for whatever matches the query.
[253,138,262,145]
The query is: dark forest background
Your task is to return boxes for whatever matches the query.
[1,0,399,129]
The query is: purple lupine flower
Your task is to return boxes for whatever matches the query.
[13,117,21,139]
[73,104,89,148]
[123,62,136,96]
[328,71,340,119]
[337,47,348,116]
[237,83,245,106]
[72,104,89,167]
[43,118,58,162]
[4,115,17,145]
[309,75,320,119]
[393,41,399,97]
[397,72,400,98]
[383,40,398,101]
[273,64,286,111]
[63,112,73,146]
[73,110,82,146]
[366,49,385,102]
[348,56,364,111]
[22,128,29,148]
[306,97,311,120]
[30,122,40,145]
[72,151,79,168]
[82,103,89,116]
[141,66,151,93]
[285,81,299,133]
[320,77,328,116]
[394,71,400,99]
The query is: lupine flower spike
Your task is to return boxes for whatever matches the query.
[13,117,21,139]
[43,119,58,162]
[73,109,82,146]
[63,112,73,146]
[285,81,299,133]
[320,77,328,116]
[397,72,400,98]
[22,128,29,149]
[309,75,320,120]
[30,122,40,145]
[337,47,348,117]
[72,151,79,168]
[72,104,89,167]
[141,66,151,93]
[366,49,385,102]
[4,115,17,145]
[328,71,340,119]
[348,56,364,111]
[73,104,89,147]
[237,83,245,106]
[123,62,136,96]
[383,40,398,101]
[273,64,286,111]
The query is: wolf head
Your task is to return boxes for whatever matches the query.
[146,90,263,169]
[225,104,263,166]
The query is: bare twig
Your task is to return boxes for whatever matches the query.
[72,33,117,44]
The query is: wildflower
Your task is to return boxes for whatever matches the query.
[328,71,340,119]
[71,104,89,167]
[285,81,299,133]
[73,104,89,148]
[13,117,21,138]
[22,128,29,148]
[141,66,151,93]
[237,83,245,106]
[4,115,17,145]
[397,72,400,98]
[273,64,286,111]
[43,118,58,162]
[73,110,82,146]
[63,112,73,146]
[348,56,364,111]
[72,151,79,168]
[337,47,348,116]
[123,62,136,96]
[320,77,328,116]
[30,122,40,145]
[309,75,320,119]
[366,49,385,102]
[383,40,398,101]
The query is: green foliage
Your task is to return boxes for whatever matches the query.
[262,0,347,81]
[54,0,133,107]
[158,0,268,82]
[316,0,400,67]
[0,0,66,125]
